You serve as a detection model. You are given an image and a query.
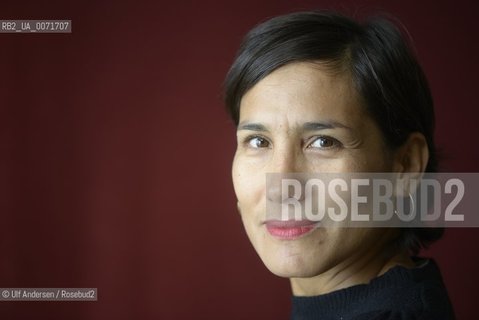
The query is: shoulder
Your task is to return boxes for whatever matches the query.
[291,259,455,320]
[352,259,455,320]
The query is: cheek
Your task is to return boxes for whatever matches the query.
[335,148,393,172]
[232,153,265,210]
[308,157,366,173]
[231,153,244,200]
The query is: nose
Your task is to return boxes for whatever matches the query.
[269,143,303,173]
[266,145,306,203]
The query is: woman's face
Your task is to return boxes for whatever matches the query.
[232,62,399,278]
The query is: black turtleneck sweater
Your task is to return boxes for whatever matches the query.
[291,259,455,320]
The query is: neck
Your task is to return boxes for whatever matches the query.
[290,238,415,296]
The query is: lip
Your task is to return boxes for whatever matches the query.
[264,220,319,240]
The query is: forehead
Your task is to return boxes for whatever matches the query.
[239,62,365,126]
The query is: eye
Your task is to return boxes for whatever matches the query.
[308,136,340,149]
[246,136,270,148]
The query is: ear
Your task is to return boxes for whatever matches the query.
[392,132,429,199]
[392,132,429,174]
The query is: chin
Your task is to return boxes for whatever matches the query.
[261,254,324,278]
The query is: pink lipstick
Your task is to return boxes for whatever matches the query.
[265,220,318,240]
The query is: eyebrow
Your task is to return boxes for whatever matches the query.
[237,121,352,132]
[237,122,268,131]
[302,121,352,131]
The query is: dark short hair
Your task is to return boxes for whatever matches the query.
[223,11,443,254]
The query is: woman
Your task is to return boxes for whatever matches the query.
[223,11,455,319]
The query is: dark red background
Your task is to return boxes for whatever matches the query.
[1,0,478,319]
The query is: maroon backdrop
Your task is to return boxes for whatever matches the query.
[1,1,478,319]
